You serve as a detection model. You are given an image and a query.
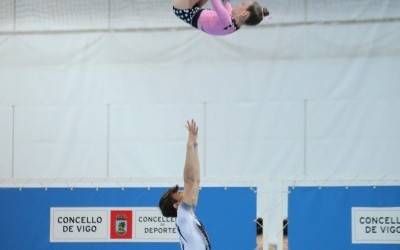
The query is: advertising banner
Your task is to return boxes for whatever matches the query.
[0,187,255,250]
[50,207,177,242]
[288,186,400,250]
[352,207,400,244]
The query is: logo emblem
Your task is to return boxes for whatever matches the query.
[116,213,127,235]
[110,210,133,239]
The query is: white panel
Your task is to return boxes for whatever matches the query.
[109,103,204,178]
[14,105,107,178]
[0,24,398,106]
[0,22,399,68]
[110,0,179,29]
[265,0,305,23]
[304,24,400,59]
[16,0,109,31]
[308,100,400,176]
[0,6,399,183]
[0,107,12,177]
[206,102,304,176]
[0,0,14,32]
[307,0,400,22]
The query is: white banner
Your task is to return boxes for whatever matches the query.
[50,207,178,242]
[135,209,177,240]
[352,207,400,244]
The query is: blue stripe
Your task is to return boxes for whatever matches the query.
[176,224,187,243]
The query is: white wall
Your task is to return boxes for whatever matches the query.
[1,23,399,179]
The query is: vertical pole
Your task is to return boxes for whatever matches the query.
[203,102,207,177]
[11,105,15,178]
[303,99,308,175]
[106,103,110,178]
[277,180,285,250]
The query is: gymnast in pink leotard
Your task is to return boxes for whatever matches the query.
[173,0,269,36]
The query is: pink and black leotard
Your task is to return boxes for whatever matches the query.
[173,0,239,36]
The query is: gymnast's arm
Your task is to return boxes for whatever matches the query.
[210,0,232,24]
[182,120,201,207]
[222,0,232,12]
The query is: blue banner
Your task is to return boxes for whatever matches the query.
[288,186,400,250]
[0,187,256,250]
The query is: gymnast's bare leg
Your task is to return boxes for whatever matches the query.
[173,0,208,10]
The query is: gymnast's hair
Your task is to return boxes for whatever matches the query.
[159,185,179,218]
[245,2,269,26]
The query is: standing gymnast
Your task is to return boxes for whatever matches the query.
[173,0,269,36]
[159,120,211,250]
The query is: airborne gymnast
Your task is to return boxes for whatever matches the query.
[173,0,269,36]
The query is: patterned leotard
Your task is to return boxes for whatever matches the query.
[173,0,239,36]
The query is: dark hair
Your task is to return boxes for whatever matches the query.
[159,185,179,218]
[245,2,269,26]
[283,218,288,237]
[256,217,263,235]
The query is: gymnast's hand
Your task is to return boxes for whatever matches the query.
[186,119,198,147]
